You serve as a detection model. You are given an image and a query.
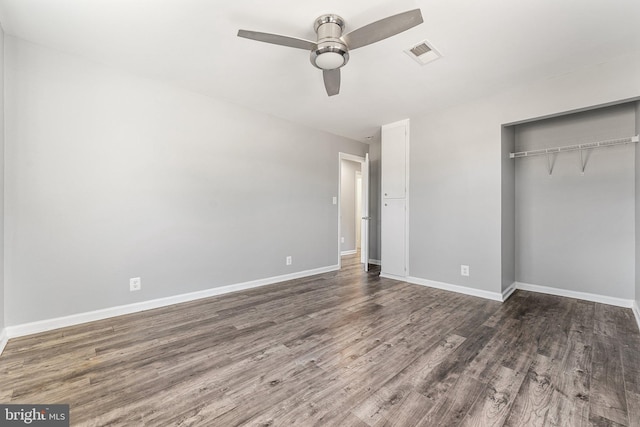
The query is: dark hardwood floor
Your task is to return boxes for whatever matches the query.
[1,254,639,426]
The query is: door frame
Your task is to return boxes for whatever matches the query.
[355,170,362,256]
[338,152,368,269]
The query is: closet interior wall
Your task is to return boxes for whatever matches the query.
[513,102,637,299]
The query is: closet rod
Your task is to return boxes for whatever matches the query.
[510,135,639,159]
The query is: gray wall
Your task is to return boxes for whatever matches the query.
[340,159,360,253]
[368,134,381,262]
[514,104,636,299]
[4,37,368,326]
[409,52,640,297]
[0,25,4,333]
[636,101,640,307]
[501,126,515,292]
[410,106,502,292]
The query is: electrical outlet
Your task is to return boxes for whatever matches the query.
[460,265,469,277]
[332,196,337,205]
[286,256,292,266]
[129,277,141,291]
[341,237,345,243]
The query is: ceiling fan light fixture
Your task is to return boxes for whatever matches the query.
[315,51,346,70]
[311,43,349,70]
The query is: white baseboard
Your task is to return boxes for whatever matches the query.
[368,259,381,266]
[5,264,340,339]
[341,250,357,256]
[405,276,505,302]
[0,328,8,356]
[380,272,408,282]
[633,300,640,332]
[502,282,517,301]
[515,282,634,308]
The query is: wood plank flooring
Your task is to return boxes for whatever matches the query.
[1,254,640,426]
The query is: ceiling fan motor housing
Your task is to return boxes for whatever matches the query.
[311,14,349,70]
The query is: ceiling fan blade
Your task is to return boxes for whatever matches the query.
[237,30,316,51]
[342,9,423,50]
[323,69,340,96]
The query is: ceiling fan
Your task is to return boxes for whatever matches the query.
[237,9,424,96]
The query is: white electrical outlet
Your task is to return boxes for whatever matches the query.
[332,196,337,205]
[286,256,292,266]
[130,277,141,291]
[461,265,469,277]
[341,237,345,243]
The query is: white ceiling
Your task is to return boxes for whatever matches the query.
[0,0,638,141]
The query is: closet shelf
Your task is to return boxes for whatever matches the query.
[510,135,639,159]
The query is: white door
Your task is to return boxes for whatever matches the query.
[381,125,406,198]
[361,153,370,271]
[381,119,409,278]
[381,198,405,276]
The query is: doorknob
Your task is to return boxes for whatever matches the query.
[361,216,372,220]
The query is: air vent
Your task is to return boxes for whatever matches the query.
[405,40,441,65]
[410,43,432,56]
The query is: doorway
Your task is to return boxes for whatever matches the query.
[338,153,369,270]
[355,171,362,254]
